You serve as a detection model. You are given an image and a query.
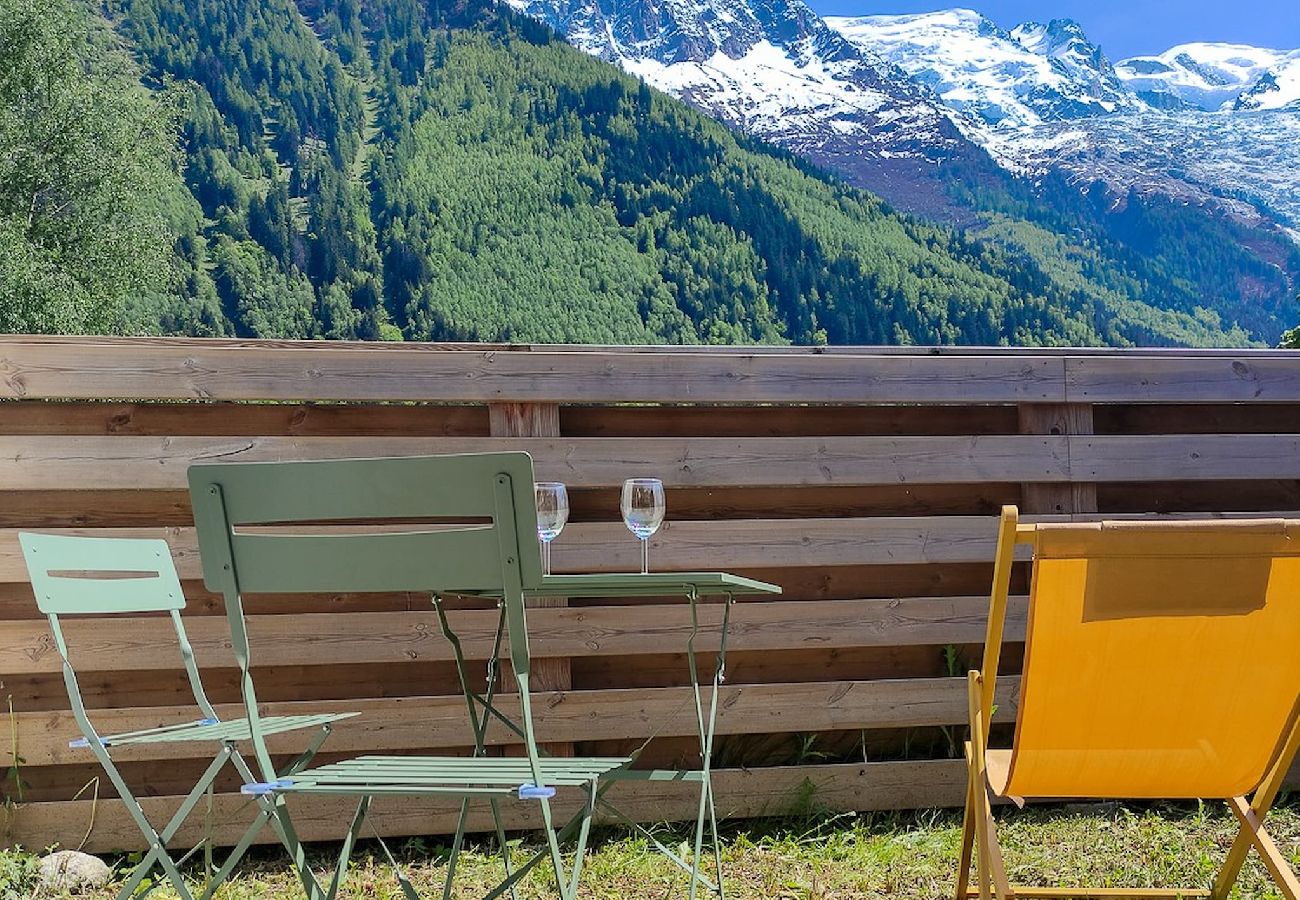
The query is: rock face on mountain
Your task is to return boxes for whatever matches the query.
[828,9,1139,128]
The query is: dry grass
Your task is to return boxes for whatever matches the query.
[5,800,1299,899]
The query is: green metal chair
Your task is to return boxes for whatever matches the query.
[18,532,355,900]
[187,452,636,900]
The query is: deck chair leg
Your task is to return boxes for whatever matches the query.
[1211,796,1300,900]
[956,775,977,900]
[1213,706,1300,900]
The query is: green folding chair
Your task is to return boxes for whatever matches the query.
[187,452,637,900]
[18,532,356,900]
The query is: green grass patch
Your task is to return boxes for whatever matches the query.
[5,802,1298,898]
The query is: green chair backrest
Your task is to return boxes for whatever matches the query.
[187,453,544,595]
[18,532,219,732]
[187,452,545,782]
[20,533,186,615]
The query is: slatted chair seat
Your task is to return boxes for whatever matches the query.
[247,754,633,797]
[73,713,358,749]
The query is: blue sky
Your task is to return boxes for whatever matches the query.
[805,0,1300,60]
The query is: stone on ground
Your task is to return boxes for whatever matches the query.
[37,850,112,893]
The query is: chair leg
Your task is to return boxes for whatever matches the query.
[196,809,272,900]
[487,797,521,900]
[443,798,472,900]
[106,746,237,900]
[1211,796,1300,900]
[705,774,726,899]
[228,750,329,900]
[956,775,977,900]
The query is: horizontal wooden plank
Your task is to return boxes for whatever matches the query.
[1067,356,1300,403]
[11,433,1300,493]
[1,435,1069,491]
[1,759,970,852]
[2,596,1028,674]
[1070,434,1300,481]
[14,676,1021,765]
[6,512,1292,590]
[0,517,1015,585]
[0,482,1021,530]
[0,340,1067,403]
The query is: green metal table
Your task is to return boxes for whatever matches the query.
[444,571,781,899]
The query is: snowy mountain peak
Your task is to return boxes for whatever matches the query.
[1009,18,1130,102]
[828,9,1137,129]
[1116,42,1287,110]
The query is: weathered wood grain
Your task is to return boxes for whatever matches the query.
[0,340,1067,403]
[1019,404,1098,515]
[0,517,1024,584]
[0,434,1069,491]
[14,676,1020,766]
[1071,434,1300,481]
[1,596,1030,674]
[1067,356,1300,403]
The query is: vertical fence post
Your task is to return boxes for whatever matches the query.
[489,402,574,756]
[1017,403,1098,515]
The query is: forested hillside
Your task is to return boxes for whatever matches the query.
[2,0,1292,345]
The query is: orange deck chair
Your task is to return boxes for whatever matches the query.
[959,506,1300,900]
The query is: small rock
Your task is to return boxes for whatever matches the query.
[37,850,112,893]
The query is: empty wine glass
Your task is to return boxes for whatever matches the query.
[621,477,665,575]
[535,482,569,576]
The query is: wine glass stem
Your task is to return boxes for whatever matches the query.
[640,537,648,575]
[544,541,551,576]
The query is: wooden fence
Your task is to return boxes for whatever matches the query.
[2,336,1300,852]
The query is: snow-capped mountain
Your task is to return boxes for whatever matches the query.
[1009,19,1133,105]
[508,0,1300,243]
[504,0,996,215]
[1234,51,1300,110]
[827,9,1139,128]
[1115,43,1286,110]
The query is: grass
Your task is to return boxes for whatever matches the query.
[3,801,1298,899]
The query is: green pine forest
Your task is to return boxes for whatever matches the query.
[2,0,1298,346]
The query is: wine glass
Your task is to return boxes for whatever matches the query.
[621,478,665,575]
[534,482,569,576]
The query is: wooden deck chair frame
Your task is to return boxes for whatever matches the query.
[18,533,352,900]
[187,452,637,900]
[957,505,1300,900]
